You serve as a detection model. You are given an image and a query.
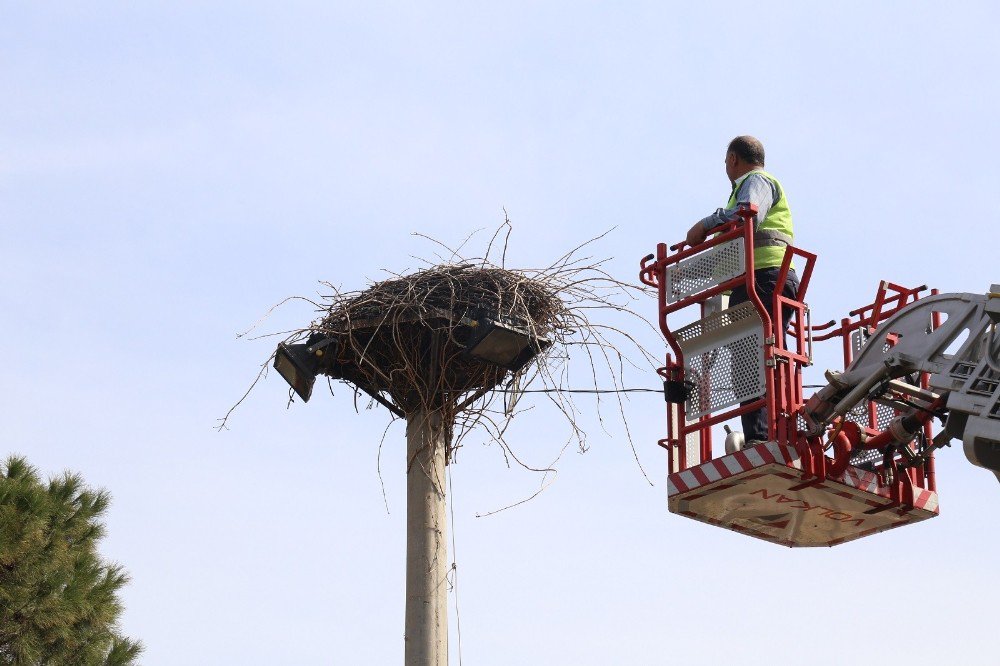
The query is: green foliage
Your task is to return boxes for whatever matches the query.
[0,456,142,665]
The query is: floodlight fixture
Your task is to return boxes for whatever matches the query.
[464,318,550,373]
[273,333,339,403]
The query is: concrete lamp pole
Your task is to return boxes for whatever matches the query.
[404,409,449,666]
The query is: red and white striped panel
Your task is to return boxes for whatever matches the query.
[837,465,880,494]
[668,441,801,496]
[667,441,939,547]
[831,466,939,512]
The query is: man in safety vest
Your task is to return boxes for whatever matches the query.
[685,135,800,446]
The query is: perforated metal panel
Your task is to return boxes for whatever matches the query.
[849,446,883,470]
[668,403,704,472]
[665,238,746,304]
[796,413,808,433]
[674,301,765,419]
[842,402,892,430]
[875,403,895,429]
[843,403,867,428]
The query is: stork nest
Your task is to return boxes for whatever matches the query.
[222,224,658,480]
[313,264,566,415]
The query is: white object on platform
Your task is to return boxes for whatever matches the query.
[724,426,745,454]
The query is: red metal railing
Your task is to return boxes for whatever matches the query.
[639,205,816,470]
[640,211,939,509]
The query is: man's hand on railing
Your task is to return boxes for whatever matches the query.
[685,220,708,248]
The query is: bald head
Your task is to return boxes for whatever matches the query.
[727,136,765,166]
[725,135,766,183]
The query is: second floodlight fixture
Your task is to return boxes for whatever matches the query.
[464,317,551,373]
[273,333,339,403]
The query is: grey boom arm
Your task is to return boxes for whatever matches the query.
[800,286,1000,482]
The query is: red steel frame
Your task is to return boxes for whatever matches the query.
[808,282,940,504]
[639,207,939,510]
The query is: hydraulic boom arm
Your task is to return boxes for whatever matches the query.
[801,285,1000,482]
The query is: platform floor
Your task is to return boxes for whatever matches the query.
[667,441,938,547]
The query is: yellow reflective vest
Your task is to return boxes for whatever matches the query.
[726,170,794,270]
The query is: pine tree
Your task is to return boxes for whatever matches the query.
[0,456,142,665]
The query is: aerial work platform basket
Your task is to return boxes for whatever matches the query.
[639,206,941,547]
[667,440,938,547]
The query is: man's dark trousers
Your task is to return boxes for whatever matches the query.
[728,267,800,442]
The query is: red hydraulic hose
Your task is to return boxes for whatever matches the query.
[826,430,854,477]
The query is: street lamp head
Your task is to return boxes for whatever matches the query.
[464,318,550,373]
[273,333,339,403]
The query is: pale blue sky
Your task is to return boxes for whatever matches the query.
[3,3,999,664]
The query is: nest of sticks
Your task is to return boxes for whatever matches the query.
[314,265,564,416]
[224,223,657,479]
